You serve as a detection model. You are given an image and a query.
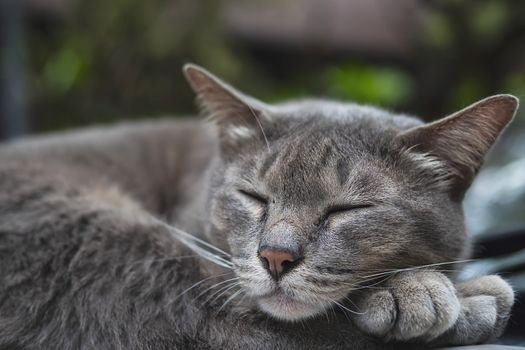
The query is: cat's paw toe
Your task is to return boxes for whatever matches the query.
[451,294,498,344]
[389,272,460,340]
[353,290,396,337]
[454,275,514,340]
[458,275,514,310]
[353,271,460,342]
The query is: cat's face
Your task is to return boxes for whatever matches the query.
[183,64,518,321]
[209,108,465,320]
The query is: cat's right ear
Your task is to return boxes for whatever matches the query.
[183,64,271,153]
[397,94,518,199]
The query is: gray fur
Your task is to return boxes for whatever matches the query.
[0,64,519,349]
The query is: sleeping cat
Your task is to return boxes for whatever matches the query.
[0,64,518,349]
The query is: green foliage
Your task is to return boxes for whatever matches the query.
[24,0,525,131]
[453,78,485,109]
[42,46,88,93]
[324,65,413,107]
[471,0,507,41]
[424,12,455,49]
[28,0,240,131]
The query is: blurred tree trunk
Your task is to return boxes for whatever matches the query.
[0,0,28,140]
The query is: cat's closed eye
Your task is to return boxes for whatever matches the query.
[325,203,373,218]
[237,189,268,205]
[314,203,373,227]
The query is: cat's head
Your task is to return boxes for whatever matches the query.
[183,64,519,321]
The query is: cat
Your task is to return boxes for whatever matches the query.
[0,63,518,349]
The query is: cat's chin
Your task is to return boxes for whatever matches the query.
[256,291,326,321]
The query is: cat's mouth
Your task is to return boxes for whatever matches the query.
[256,288,328,321]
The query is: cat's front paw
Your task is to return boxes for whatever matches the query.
[352,272,515,345]
[435,275,514,345]
[352,271,461,341]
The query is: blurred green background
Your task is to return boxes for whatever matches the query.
[2,0,525,136]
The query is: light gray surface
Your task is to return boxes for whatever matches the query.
[439,345,524,350]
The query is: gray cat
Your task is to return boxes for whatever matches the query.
[0,64,518,349]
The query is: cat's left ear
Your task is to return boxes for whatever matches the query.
[397,94,519,197]
[183,64,271,151]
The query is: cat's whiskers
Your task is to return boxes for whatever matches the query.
[342,295,360,311]
[323,307,331,324]
[202,281,242,306]
[310,271,393,292]
[172,272,232,301]
[235,292,248,308]
[217,289,244,314]
[148,216,234,269]
[192,277,240,302]
[149,215,232,257]
[126,254,229,269]
[204,280,242,303]
[350,273,398,289]
[246,102,270,151]
[173,238,232,269]
[330,302,350,322]
[355,268,459,284]
[328,303,338,322]
[331,299,366,315]
[356,259,474,280]
[202,282,237,305]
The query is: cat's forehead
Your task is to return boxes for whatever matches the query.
[230,103,423,201]
[262,101,423,167]
[246,124,396,204]
[272,99,422,129]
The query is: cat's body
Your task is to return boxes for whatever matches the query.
[0,65,518,349]
[0,119,383,350]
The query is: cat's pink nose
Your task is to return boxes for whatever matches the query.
[258,249,300,280]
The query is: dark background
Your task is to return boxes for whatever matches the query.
[1,0,524,345]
